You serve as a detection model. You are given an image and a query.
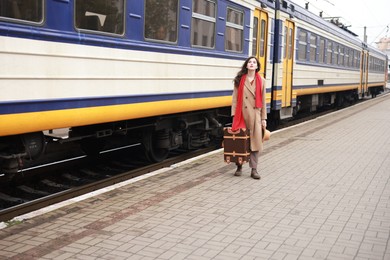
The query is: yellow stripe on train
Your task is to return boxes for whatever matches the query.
[271,83,385,99]
[272,84,360,99]
[0,96,232,137]
[294,84,361,96]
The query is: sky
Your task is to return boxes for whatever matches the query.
[291,0,390,47]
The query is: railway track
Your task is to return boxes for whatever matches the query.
[0,146,217,223]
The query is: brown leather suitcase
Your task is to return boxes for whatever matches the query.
[223,127,250,165]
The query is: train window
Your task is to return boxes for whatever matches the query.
[339,46,344,66]
[225,7,244,52]
[297,30,307,61]
[288,27,293,59]
[0,0,43,23]
[356,51,361,68]
[283,26,287,59]
[319,38,325,63]
[349,49,353,67]
[333,44,339,65]
[145,0,178,42]
[352,50,356,67]
[252,17,258,56]
[375,58,378,71]
[260,19,267,57]
[369,57,373,71]
[75,0,124,35]
[326,41,332,64]
[252,15,267,58]
[346,49,350,67]
[377,59,380,71]
[191,0,216,48]
[283,26,292,59]
[309,34,317,62]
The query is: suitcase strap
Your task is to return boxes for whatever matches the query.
[223,136,249,140]
[224,152,250,156]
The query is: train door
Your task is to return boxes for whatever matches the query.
[360,50,369,97]
[282,20,294,107]
[252,9,268,78]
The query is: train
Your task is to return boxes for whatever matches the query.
[0,0,388,176]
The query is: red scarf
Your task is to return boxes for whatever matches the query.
[232,73,262,131]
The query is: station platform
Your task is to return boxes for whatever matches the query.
[1,93,390,260]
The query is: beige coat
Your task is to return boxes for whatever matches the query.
[231,76,267,152]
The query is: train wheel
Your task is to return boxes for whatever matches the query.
[21,132,45,160]
[142,130,169,162]
[0,157,22,177]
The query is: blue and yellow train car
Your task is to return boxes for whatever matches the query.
[0,0,387,174]
[270,0,387,119]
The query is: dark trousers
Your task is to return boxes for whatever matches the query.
[249,151,259,169]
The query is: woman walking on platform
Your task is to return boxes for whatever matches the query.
[231,56,267,179]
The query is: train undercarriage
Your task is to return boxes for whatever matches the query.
[294,86,384,114]
[0,108,231,178]
[268,85,385,127]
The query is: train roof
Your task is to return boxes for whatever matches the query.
[277,0,362,47]
[367,44,388,57]
[254,0,276,9]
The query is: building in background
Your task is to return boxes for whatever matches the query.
[376,38,390,82]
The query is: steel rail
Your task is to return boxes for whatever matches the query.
[0,147,216,223]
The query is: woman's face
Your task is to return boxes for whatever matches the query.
[246,58,258,71]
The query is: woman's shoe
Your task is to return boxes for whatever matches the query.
[250,169,260,179]
[234,165,242,176]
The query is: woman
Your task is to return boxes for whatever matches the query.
[231,56,267,179]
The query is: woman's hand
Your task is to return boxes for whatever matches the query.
[261,119,267,128]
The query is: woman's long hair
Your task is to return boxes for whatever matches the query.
[233,56,261,87]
